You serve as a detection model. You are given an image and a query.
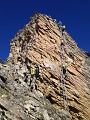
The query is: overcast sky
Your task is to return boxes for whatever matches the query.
[0,0,90,61]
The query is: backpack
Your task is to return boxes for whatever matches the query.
[31,68,36,75]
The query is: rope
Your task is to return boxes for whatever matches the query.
[59,26,69,112]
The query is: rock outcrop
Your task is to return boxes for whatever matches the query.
[0,12,90,120]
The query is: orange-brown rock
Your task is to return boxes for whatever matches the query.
[5,12,90,120]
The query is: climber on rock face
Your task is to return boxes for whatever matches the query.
[61,39,65,46]
[30,65,37,92]
[61,25,65,36]
[53,19,56,22]
[24,64,39,92]
[58,21,65,36]
[24,65,31,83]
[62,63,68,78]
[35,64,39,79]
[62,25,65,32]
[58,21,62,26]
[60,39,65,52]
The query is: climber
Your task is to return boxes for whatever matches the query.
[58,22,65,36]
[58,21,62,27]
[35,64,39,79]
[62,63,68,78]
[62,25,65,32]
[61,25,65,36]
[24,65,31,83]
[30,66,37,92]
[53,19,57,22]
[61,39,65,46]
[60,39,65,52]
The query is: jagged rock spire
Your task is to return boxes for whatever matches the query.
[1,12,90,120]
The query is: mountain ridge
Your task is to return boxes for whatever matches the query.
[0,12,90,120]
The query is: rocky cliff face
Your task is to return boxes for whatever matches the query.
[0,12,90,120]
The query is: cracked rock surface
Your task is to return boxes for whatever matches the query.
[0,12,90,120]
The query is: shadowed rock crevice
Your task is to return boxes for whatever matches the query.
[85,52,90,57]
[69,106,79,113]
[0,75,7,83]
[46,94,56,105]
